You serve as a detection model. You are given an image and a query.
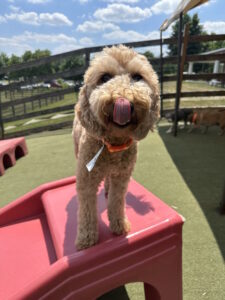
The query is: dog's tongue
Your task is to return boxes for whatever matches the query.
[113,98,131,125]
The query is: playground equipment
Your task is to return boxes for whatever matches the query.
[0,137,28,176]
[0,177,184,299]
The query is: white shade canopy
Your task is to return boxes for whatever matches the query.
[160,0,208,31]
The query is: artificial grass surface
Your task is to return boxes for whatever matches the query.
[0,124,225,299]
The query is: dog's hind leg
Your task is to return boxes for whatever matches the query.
[107,174,131,235]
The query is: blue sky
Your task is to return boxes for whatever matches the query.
[0,0,224,57]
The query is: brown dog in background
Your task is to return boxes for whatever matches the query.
[188,108,225,135]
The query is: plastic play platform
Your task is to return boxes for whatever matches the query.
[0,177,184,300]
[0,137,28,176]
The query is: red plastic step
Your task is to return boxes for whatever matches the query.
[0,214,56,300]
[42,179,177,259]
[0,137,28,175]
[0,177,184,300]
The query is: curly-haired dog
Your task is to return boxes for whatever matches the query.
[73,45,160,250]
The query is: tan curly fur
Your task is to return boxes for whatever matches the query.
[73,45,160,250]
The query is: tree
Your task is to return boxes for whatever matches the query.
[143,51,154,61]
[168,13,208,56]
[0,53,9,79]
[31,49,53,77]
[22,51,33,62]
[8,54,23,80]
[206,33,225,51]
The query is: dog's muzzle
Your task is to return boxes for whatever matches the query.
[113,98,132,126]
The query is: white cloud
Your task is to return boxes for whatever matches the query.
[77,20,120,33]
[0,36,33,56]
[104,29,146,42]
[79,0,90,3]
[0,31,95,56]
[103,29,173,57]
[202,21,225,34]
[9,5,20,12]
[4,11,73,26]
[53,36,94,54]
[27,0,51,3]
[0,16,6,23]
[72,0,91,3]
[103,29,162,42]
[94,4,152,23]
[18,31,77,44]
[151,0,178,15]
[79,37,94,46]
[103,0,139,3]
[39,13,73,26]
[6,11,39,25]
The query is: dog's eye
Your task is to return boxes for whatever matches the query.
[99,73,112,84]
[132,74,143,81]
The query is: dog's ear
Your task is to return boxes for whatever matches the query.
[77,84,105,137]
[77,85,89,124]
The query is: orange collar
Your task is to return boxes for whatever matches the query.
[103,138,133,153]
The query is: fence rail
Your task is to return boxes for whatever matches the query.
[1,34,225,75]
[163,90,225,99]
[152,53,225,64]
[1,87,75,109]
[163,73,225,82]
[0,33,225,138]
[4,120,73,138]
[0,67,85,92]
[2,104,74,123]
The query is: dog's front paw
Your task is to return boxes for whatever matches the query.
[109,218,131,235]
[75,230,98,250]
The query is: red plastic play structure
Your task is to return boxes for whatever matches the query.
[0,137,28,175]
[0,177,184,300]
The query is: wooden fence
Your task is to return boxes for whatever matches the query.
[0,33,225,138]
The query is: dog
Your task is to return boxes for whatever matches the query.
[188,108,225,135]
[72,45,160,250]
[165,108,193,133]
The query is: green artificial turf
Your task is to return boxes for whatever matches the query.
[0,124,225,300]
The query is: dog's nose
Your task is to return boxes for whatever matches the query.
[113,98,132,125]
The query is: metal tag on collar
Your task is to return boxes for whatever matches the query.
[86,144,104,172]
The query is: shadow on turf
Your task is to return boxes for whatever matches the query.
[158,124,225,260]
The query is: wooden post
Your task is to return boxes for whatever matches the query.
[174,13,184,137]
[220,182,225,214]
[0,92,4,139]
[180,23,189,89]
[160,30,164,117]
[9,80,16,118]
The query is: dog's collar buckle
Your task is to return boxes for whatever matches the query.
[103,138,133,153]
